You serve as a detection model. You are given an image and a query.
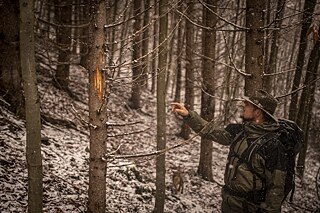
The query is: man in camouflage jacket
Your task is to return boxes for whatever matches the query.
[171,90,287,213]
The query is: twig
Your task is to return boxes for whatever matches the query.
[263,68,295,76]
[0,96,10,107]
[191,50,250,76]
[275,77,320,99]
[107,127,151,138]
[221,32,252,77]
[106,120,142,127]
[198,0,249,31]
[71,104,89,126]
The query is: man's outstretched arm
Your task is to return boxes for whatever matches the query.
[171,103,232,145]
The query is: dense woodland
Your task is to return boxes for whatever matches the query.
[1,0,320,212]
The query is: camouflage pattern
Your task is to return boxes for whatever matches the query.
[185,111,287,213]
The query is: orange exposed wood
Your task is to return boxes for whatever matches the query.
[93,50,104,101]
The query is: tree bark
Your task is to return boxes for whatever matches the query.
[173,8,184,103]
[222,0,243,124]
[20,0,43,212]
[151,0,158,94]
[154,0,168,212]
[0,0,24,115]
[141,0,150,89]
[245,0,265,96]
[179,0,194,139]
[197,0,217,182]
[54,0,72,90]
[86,1,108,212]
[288,0,316,121]
[296,27,320,177]
[80,0,90,67]
[264,0,285,93]
[130,0,143,109]
[117,0,130,77]
[108,0,119,67]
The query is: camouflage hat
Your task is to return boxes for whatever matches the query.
[242,90,278,121]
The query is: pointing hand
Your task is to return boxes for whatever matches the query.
[171,103,189,117]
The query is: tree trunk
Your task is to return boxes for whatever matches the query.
[86,1,108,212]
[197,0,217,182]
[264,0,285,93]
[296,28,320,177]
[179,0,194,139]
[54,0,72,90]
[173,11,184,103]
[284,13,300,118]
[264,0,271,74]
[141,0,150,89]
[245,0,265,96]
[130,0,143,109]
[108,0,118,67]
[117,0,130,77]
[20,0,43,212]
[0,0,24,116]
[154,0,168,212]
[288,0,316,121]
[223,0,242,124]
[151,0,158,94]
[80,0,90,67]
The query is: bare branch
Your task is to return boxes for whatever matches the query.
[221,32,252,76]
[191,49,250,76]
[198,0,249,30]
[106,120,142,127]
[105,110,239,161]
[107,127,150,138]
[263,68,295,76]
[276,77,320,99]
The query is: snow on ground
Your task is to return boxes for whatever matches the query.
[0,65,319,212]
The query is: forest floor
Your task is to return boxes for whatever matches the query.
[1,65,320,213]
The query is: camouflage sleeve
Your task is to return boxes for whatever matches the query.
[261,169,286,212]
[260,140,287,212]
[183,111,232,146]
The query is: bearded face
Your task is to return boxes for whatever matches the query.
[240,101,257,122]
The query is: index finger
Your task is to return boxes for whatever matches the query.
[170,102,181,109]
[171,102,182,107]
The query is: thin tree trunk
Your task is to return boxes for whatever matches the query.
[117,0,130,77]
[264,0,271,74]
[86,1,107,212]
[296,29,320,177]
[130,0,142,109]
[264,0,285,93]
[284,19,299,118]
[0,0,24,115]
[179,0,194,139]
[54,0,72,90]
[80,0,90,66]
[289,0,316,121]
[109,0,118,67]
[20,0,43,212]
[197,0,217,182]
[154,0,168,212]
[151,0,158,94]
[173,12,184,102]
[141,0,150,88]
[166,9,176,94]
[223,0,242,123]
